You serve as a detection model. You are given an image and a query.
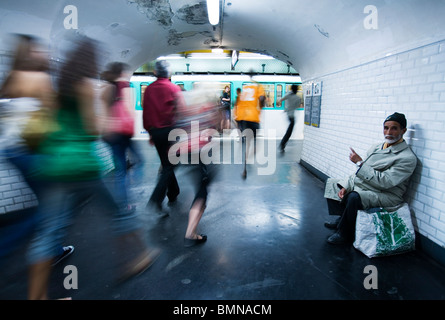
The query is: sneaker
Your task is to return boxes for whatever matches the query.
[52,245,75,266]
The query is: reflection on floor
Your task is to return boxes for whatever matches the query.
[1,139,444,300]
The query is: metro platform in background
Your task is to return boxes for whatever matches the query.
[0,139,444,300]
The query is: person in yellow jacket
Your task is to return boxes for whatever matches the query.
[233,73,266,179]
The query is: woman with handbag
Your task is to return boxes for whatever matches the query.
[0,35,74,272]
[101,62,138,213]
[26,38,159,300]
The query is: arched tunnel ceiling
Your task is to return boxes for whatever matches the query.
[1,0,445,79]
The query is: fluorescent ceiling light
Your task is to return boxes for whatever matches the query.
[157,54,184,60]
[206,0,219,25]
[239,53,275,60]
[189,52,229,59]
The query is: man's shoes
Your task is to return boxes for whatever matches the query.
[52,246,75,266]
[327,232,348,245]
[324,217,341,230]
[324,221,338,229]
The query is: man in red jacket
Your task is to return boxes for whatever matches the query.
[142,60,181,214]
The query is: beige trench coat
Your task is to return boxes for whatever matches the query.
[324,140,417,210]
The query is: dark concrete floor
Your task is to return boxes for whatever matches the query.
[1,139,445,301]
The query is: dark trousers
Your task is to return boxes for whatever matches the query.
[148,127,180,209]
[238,120,260,137]
[238,120,260,155]
[280,116,295,150]
[326,191,363,241]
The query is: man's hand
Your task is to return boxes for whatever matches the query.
[338,188,347,199]
[349,147,363,164]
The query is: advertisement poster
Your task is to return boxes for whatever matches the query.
[303,83,313,126]
[311,81,322,128]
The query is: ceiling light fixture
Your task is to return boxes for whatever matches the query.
[189,52,229,59]
[211,48,224,54]
[206,0,220,25]
[239,53,275,60]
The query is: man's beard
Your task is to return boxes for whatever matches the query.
[385,134,402,145]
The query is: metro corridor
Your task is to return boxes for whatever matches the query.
[1,139,444,300]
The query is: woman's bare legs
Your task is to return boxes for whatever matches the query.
[28,259,53,300]
[185,199,206,240]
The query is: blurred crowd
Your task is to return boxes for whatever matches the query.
[0,34,225,299]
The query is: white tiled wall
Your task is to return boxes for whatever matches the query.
[0,158,38,214]
[0,51,12,88]
[0,52,33,214]
[301,40,445,249]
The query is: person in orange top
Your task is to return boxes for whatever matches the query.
[235,82,265,124]
[234,72,266,179]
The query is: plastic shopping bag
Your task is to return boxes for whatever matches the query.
[354,203,415,258]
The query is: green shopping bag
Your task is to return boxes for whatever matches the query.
[354,203,415,258]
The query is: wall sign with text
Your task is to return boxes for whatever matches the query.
[311,81,322,128]
[303,83,313,126]
[303,81,322,127]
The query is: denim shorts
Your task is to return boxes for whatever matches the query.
[26,179,139,264]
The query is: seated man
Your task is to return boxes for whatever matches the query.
[324,112,417,244]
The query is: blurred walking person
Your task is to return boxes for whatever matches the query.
[0,34,74,270]
[278,84,302,153]
[172,84,221,246]
[0,34,55,197]
[142,60,181,215]
[101,62,138,213]
[25,37,159,299]
[234,72,266,179]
